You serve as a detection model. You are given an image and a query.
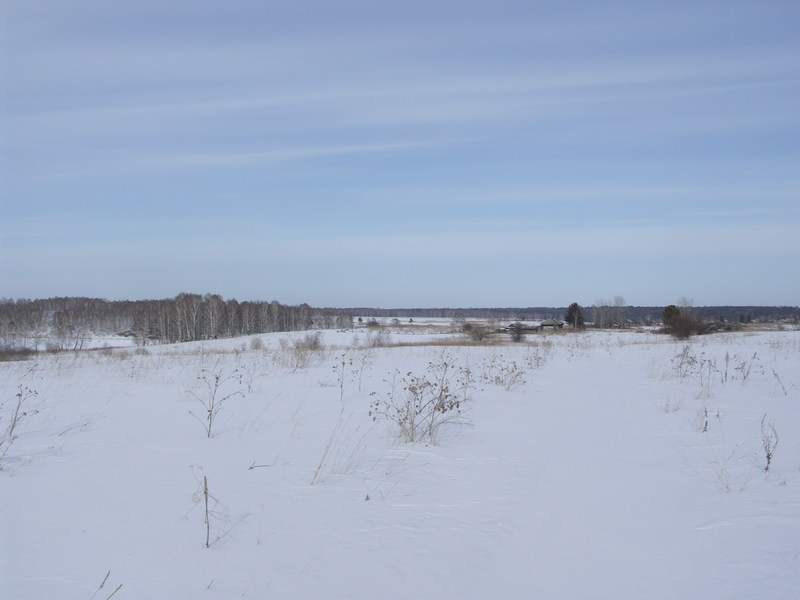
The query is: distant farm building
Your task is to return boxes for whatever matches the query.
[499,319,565,335]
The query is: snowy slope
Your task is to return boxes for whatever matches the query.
[2,328,799,599]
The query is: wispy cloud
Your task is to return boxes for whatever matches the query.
[153,142,435,167]
[6,141,437,181]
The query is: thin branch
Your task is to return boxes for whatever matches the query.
[89,570,110,600]
[105,584,123,600]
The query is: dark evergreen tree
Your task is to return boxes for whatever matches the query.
[662,304,698,338]
[565,303,585,329]
[662,305,681,325]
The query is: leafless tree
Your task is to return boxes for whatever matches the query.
[613,295,627,328]
[591,299,613,328]
[202,294,226,339]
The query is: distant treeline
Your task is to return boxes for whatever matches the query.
[333,306,800,324]
[2,297,797,351]
[0,295,353,350]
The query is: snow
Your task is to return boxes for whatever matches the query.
[2,327,799,599]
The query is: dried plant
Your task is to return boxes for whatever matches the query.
[671,345,698,380]
[190,470,228,548]
[695,354,717,399]
[311,353,353,485]
[669,345,716,398]
[771,368,788,396]
[236,358,267,393]
[370,353,470,444]
[277,333,325,371]
[760,414,779,472]
[0,385,39,468]
[480,354,527,391]
[188,366,245,438]
[733,352,762,383]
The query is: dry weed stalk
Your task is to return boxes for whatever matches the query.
[191,469,227,547]
[204,475,210,548]
[188,366,245,438]
[771,368,788,396]
[760,414,779,472]
[0,384,39,467]
[311,352,353,485]
[89,570,123,600]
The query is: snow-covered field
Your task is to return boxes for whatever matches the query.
[2,326,799,599]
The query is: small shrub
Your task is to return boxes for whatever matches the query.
[669,345,716,397]
[480,354,527,391]
[667,315,701,339]
[298,332,323,351]
[277,333,325,370]
[508,322,526,342]
[524,345,548,370]
[365,330,390,348]
[671,345,698,379]
[462,322,492,342]
[661,305,704,338]
[369,353,470,444]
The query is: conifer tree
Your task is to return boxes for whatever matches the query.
[565,302,585,329]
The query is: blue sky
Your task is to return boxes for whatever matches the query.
[2,1,798,307]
